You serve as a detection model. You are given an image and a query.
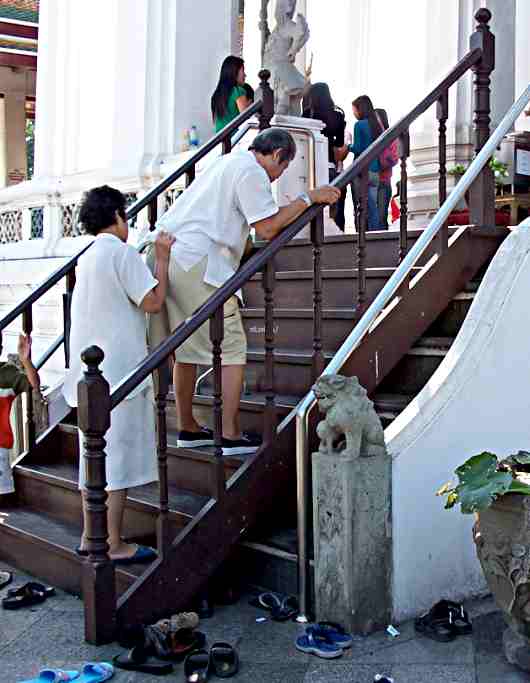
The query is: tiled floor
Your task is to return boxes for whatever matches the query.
[1,560,529,683]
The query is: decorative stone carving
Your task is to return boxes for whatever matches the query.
[312,374,392,634]
[474,495,530,671]
[314,374,386,458]
[262,0,310,116]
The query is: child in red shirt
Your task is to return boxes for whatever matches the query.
[0,334,40,496]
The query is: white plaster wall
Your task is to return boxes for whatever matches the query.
[515,0,530,132]
[387,220,530,621]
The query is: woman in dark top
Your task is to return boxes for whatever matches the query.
[211,56,251,132]
[303,82,348,230]
[349,94,383,230]
[375,108,398,228]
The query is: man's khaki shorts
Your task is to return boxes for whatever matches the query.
[146,249,247,366]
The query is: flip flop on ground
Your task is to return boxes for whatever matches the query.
[19,669,80,682]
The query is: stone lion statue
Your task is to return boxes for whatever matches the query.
[313,374,386,458]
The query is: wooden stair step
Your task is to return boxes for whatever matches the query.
[15,459,206,538]
[0,506,145,596]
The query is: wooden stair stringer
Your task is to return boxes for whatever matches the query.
[116,424,295,629]
[340,226,509,396]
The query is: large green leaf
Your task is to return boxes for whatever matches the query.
[454,452,513,514]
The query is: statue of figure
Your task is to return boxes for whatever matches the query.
[263,0,310,116]
[313,375,386,459]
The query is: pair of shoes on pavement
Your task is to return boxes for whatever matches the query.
[295,622,352,659]
[19,662,113,682]
[177,426,261,456]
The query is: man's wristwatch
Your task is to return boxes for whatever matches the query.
[298,191,312,207]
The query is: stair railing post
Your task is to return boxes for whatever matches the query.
[148,198,158,232]
[356,170,368,311]
[77,345,116,645]
[63,267,76,368]
[311,212,325,380]
[262,258,277,442]
[22,305,35,450]
[210,307,226,500]
[155,360,171,555]
[397,130,410,264]
[257,69,274,131]
[436,92,449,255]
[469,7,495,227]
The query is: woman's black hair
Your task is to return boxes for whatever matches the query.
[79,185,127,236]
[352,95,383,141]
[242,82,255,102]
[303,82,343,126]
[211,55,245,121]
[375,108,389,130]
[249,128,297,163]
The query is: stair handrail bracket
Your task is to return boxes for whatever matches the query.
[291,82,530,623]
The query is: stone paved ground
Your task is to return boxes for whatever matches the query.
[1,560,529,683]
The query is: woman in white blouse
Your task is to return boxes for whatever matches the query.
[63,186,174,564]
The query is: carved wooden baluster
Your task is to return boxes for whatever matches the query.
[77,345,116,645]
[311,212,325,381]
[262,258,277,442]
[437,92,449,255]
[22,305,35,449]
[398,131,410,264]
[210,307,225,500]
[186,166,196,187]
[155,361,171,555]
[356,169,368,311]
[63,267,76,368]
[148,198,157,232]
[469,8,495,226]
[222,137,232,155]
[257,69,274,131]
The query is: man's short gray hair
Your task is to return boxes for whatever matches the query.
[249,128,297,163]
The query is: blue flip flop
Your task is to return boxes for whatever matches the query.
[112,546,156,566]
[19,670,79,682]
[77,663,113,682]
[295,628,343,659]
[312,621,353,649]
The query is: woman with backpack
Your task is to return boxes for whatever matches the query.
[348,95,383,230]
[303,83,348,229]
[211,56,251,133]
[375,109,399,229]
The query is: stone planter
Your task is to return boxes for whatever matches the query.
[474,494,530,671]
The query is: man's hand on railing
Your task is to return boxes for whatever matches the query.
[308,186,341,205]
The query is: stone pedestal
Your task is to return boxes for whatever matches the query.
[312,449,392,634]
[270,114,341,238]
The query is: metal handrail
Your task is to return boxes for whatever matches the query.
[288,84,530,623]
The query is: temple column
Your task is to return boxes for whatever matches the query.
[515,0,530,132]
[34,0,240,188]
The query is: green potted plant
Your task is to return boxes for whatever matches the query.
[448,158,509,193]
[438,451,530,671]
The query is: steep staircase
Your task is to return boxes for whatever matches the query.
[0,226,506,603]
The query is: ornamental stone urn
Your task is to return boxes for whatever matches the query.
[474,494,530,671]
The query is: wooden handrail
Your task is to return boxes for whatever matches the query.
[109,46,484,410]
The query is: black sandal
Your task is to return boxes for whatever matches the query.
[2,581,54,610]
[437,599,472,635]
[209,641,239,678]
[414,605,456,642]
[113,645,174,675]
[184,648,210,683]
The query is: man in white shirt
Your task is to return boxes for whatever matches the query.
[147,128,340,455]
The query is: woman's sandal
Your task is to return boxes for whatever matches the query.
[113,645,174,675]
[184,648,210,683]
[414,602,457,642]
[2,582,55,610]
[209,641,239,678]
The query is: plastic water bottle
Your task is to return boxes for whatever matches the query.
[189,125,199,147]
